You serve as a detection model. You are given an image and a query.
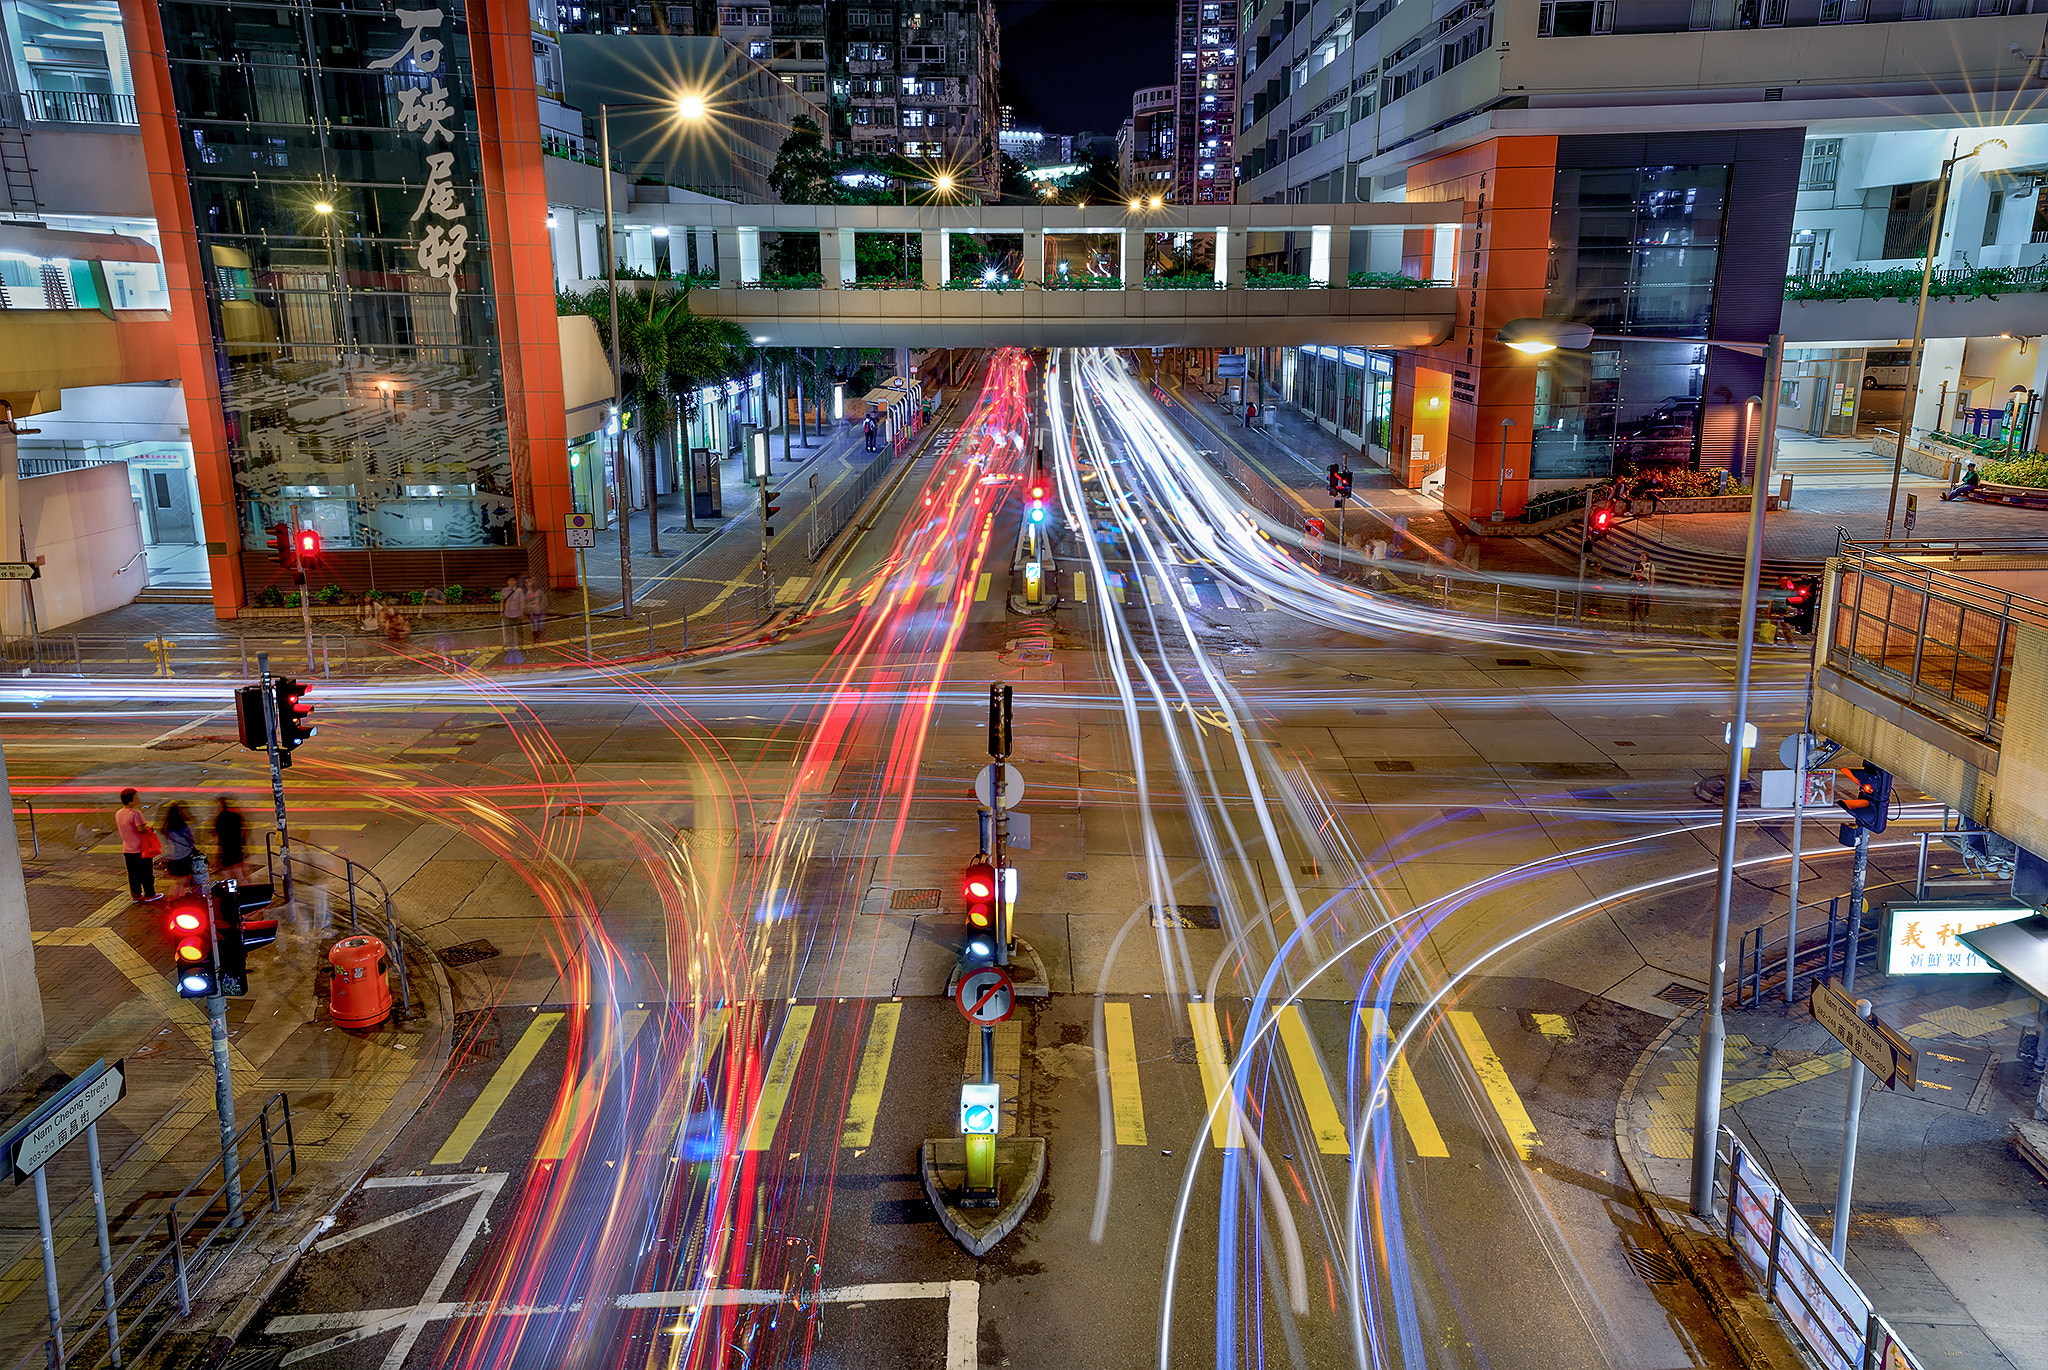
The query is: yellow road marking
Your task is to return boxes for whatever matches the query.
[1102,1002,1147,1145]
[1447,1010,1540,1160]
[32,925,258,1076]
[858,579,879,606]
[1361,1008,1447,1158]
[1277,1006,1347,1155]
[1188,1002,1239,1149]
[1073,571,1087,603]
[434,1012,564,1165]
[745,1005,816,1150]
[974,571,992,602]
[827,578,851,609]
[534,1008,652,1161]
[1532,1013,1573,1039]
[840,1003,901,1147]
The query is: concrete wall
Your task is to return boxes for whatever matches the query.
[0,736,44,1093]
[19,462,147,630]
[14,125,152,219]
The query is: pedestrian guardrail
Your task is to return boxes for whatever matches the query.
[263,832,413,1017]
[808,445,907,563]
[1720,1129,1927,1370]
[1732,897,1855,1008]
[11,1093,297,1370]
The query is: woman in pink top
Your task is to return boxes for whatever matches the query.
[116,787,158,902]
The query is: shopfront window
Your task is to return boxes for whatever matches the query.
[162,0,514,555]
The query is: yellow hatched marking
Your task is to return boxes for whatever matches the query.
[1277,1006,1347,1155]
[857,579,880,606]
[840,1003,901,1147]
[1188,1002,1239,1149]
[974,571,993,602]
[745,1005,817,1150]
[1446,1010,1541,1160]
[826,578,852,609]
[535,1009,651,1161]
[1102,1002,1147,1145]
[434,1012,564,1165]
[1361,1008,1447,1157]
[1532,1013,1573,1039]
[1073,571,1087,603]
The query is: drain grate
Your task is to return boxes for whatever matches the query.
[1353,707,1387,716]
[1494,658,1534,667]
[889,888,942,911]
[1172,1036,1200,1065]
[1655,982,1707,1008]
[552,803,605,818]
[1568,788,1616,801]
[438,939,501,968]
[1625,1246,1683,1284]
[1150,904,1220,929]
[1064,871,1088,880]
[1375,759,1415,773]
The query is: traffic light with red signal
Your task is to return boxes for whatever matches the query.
[1590,507,1614,535]
[166,894,216,997]
[1782,575,1819,635]
[962,857,997,932]
[1835,764,1892,834]
[273,677,315,762]
[1027,458,1048,528]
[295,528,322,560]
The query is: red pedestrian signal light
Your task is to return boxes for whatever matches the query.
[1784,575,1819,635]
[1591,508,1614,533]
[295,529,322,558]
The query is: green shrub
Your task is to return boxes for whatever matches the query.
[254,585,284,608]
[315,583,347,606]
[1785,264,2048,302]
[745,273,824,290]
[1346,270,1437,290]
[444,584,466,604]
[406,589,427,605]
[1043,274,1121,290]
[1979,454,2048,488]
[1144,273,1219,290]
[284,591,304,608]
[1243,272,1321,289]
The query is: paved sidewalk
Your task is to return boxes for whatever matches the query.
[1618,966,2048,1370]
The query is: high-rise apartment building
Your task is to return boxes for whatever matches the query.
[1174,1,1238,204]
[1231,0,2048,526]
[1124,84,1176,197]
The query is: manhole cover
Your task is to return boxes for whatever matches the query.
[1567,788,1616,801]
[1655,982,1707,1008]
[1064,871,1088,880]
[1149,904,1220,929]
[1625,1246,1682,1284]
[1172,1036,1200,1065]
[1375,760,1415,773]
[889,888,942,910]
[439,939,501,968]
[1353,708,1386,716]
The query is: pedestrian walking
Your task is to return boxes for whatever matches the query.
[526,574,546,643]
[1629,554,1656,635]
[863,415,877,452]
[499,575,526,658]
[1243,400,1258,429]
[214,796,247,884]
[116,788,160,902]
[161,801,196,898]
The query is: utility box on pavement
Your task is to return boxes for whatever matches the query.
[329,935,392,1030]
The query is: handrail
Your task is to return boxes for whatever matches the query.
[112,550,145,577]
[11,794,35,856]
[263,831,413,1017]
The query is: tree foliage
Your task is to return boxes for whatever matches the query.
[559,285,750,467]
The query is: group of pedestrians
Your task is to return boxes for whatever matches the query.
[117,790,247,903]
[498,574,548,661]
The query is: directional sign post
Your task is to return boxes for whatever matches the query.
[0,1058,127,1363]
[1811,978,1913,1263]
[566,513,596,658]
[0,561,40,580]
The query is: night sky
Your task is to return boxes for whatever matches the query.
[997,1,1177,137]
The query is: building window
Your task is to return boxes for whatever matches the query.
[1799,139,1841,191]
[748,39,767,57]
[802,74,826,92]
[1883,181,1942,258]
[1538,1,1613,36]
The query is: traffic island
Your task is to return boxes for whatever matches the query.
[919,1136,1045,1257]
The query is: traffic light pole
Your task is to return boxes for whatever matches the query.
[291,502,314,673]
[1843,825,1871,994]
[990,684,1012,968]
[256,654,294,907]
[190,851,242,1225]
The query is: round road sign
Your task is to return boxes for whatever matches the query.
[956,966,1015,1025]
[973,763,1024,810]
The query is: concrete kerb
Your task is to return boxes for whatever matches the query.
[158,901,458,1370]
[1612,1006,1815,1370]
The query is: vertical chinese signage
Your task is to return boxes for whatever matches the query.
[373,8,468,313]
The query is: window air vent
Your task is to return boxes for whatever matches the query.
[1763,87,1784,100]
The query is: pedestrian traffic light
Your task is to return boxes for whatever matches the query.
[1333,468,1353,501]
[963,857,997,930]
[211,881,278,997]
[266,522,293,567]
[236,683,268,750]
[761,483,780,538]
[274,677,315,760]
[166,894,215,998]
[1783,575,1819,634]
[1835,764,1892,833]
[1327,463,1344,498]
[1591,507,1615,535]
[295,528,322,560]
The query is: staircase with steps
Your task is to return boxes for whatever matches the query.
[1538,518,1820,590]
[134,585,214,605]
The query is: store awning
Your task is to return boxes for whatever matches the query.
[0,223,158,264]
[1960,914,2048,999]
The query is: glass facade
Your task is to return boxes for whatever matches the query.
[1537,163,1725,477]
[161,0,517,555]
[1291,346,1391,454]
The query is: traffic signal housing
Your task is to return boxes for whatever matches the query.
[1590,506,1615,536]
[761,483,780,538]
[236,683,268,750]
[274,677,315,761]
[1835,764,1892,833]
[295,528,322,560]
[212,881,278,996]
[1327,463,1343,498]
[1783,575,1819,635]
[1332,468,1353,502]
[962,857,997,931]
[266,522,293,567]
[166,894,215,998]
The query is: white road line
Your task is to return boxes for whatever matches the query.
[946,1279,979,1370]
[1220,586,1241,610]
[143,709,229,747]
[1178,578,1199,607]
[311,1185,480,1253]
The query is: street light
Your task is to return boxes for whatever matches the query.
[1884,135,2007,540]
[600,95,710,594]
[1500,319,1786,1216]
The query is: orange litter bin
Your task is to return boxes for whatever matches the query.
[328,935,392,1031]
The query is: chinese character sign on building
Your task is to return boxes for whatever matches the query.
[1885,903,2032,975]
[374,8,468,314]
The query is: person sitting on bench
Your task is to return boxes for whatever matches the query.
[1941,461,1981,502]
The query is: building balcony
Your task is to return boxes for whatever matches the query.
[12,90,136,127]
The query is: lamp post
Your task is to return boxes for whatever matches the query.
[1493,416,1514,523]
[1884,136,2007,540]
[600,95,707,611]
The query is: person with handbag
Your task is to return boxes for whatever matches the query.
[161,801,197,898]
[116,788,160,902]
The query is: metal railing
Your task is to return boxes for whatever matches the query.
[12,1094,297,1370]
[1732,896,1865,1008]
[1721,1130,1926,1370]
[1825,548,2048,740]
[808,441,911,562]
[13,90,137,126]
[264,831,413,1017]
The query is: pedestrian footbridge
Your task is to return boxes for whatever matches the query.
[575,203,1466,349]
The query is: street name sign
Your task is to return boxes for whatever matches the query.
[4,1059,125,1182]
[1811,979,1908,1089]
[0,562,40,581]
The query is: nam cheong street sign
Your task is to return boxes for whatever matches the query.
[1810,979,1917,1091]
[4,1059,126,1182]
